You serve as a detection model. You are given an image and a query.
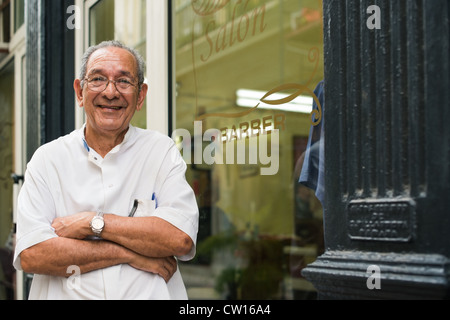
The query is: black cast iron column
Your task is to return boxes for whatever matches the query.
[302,0,450,299]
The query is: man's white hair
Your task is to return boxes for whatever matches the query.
[79,40,146,91]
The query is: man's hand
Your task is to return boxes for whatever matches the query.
[52,212,96,239]
[128,254,178,283]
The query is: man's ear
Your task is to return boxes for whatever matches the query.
[74,79,84,107]
[136,83,148,111]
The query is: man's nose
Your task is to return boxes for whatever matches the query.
[103,80,120,98]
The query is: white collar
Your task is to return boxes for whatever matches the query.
[79,124,137,156]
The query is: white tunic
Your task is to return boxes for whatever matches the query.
[13,125,199,300]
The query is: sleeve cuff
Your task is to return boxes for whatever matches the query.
[152,207,198,261]
[13,227,58,271]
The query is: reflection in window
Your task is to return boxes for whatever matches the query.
[89,0,147,129]
[175,0,324,300]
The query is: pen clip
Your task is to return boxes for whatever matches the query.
[152,193,158,208]
[129,199,139,217]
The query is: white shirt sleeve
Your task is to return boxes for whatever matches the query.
[149,142,199,261]
[13,147,58,271]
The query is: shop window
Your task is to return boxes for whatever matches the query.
[0,0,23,44]
[174,0,324,300]
[1,0,11,43]
[88,0,147,129]
[13,0,24,32]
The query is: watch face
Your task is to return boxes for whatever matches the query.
[92,217,104,230]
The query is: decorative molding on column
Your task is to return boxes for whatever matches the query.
[303,251,450,300]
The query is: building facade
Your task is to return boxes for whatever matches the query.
[0,0,448,300]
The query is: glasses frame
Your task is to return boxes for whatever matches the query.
[83,77,139,94]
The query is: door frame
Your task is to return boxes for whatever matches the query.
[0,23,26,300]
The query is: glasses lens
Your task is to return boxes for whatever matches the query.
[88,78,107,92]
[116,80,134,93]
[87,79,136,93]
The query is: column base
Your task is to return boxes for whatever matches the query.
[302,250,450,299]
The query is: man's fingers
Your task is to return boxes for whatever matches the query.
[166,256,177,269]
[129,254,178,283]
[161,257,177,283]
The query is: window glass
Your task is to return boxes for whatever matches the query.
[1,0,11,42]
[14,0,25,32]
[89,0,147,129]
[174,0,324,299]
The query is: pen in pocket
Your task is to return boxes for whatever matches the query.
[129,199,139,217]
[129,194,157,217]
[152,192,158,208]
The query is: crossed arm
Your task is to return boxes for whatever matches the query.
[20,212,194,282]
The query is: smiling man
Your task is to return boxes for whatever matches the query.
[13,41,199,300]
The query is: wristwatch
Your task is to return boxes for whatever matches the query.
[90,212,105,236]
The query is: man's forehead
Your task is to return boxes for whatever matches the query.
[87,47,137,74]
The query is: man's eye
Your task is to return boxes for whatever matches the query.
[118,79,132,84]
[91,77,106,82]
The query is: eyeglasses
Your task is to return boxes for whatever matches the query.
[84,76,138,94]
